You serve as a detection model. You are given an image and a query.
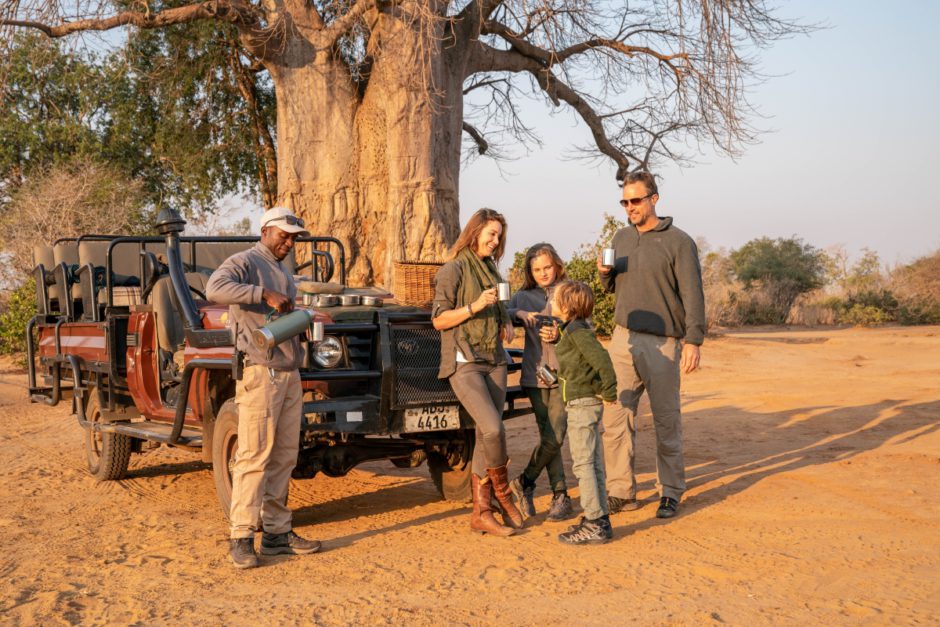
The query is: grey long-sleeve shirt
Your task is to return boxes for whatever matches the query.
[206,242,302,370]
[600,217,706,345]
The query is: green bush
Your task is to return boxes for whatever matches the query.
[0,279,37,355]
[565,256,616,337]
[730,237,827,314]
[840,304,892,327]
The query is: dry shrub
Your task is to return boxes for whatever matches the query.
[891,250,940,324]
[0,160,150,287]
[787,291,839,326]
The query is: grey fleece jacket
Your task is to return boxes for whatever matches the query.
[600,216,706,345]
[507,285,559,389]
[205,242,302,370]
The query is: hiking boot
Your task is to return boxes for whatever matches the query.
[229,537,259,569]
[656,497,679,519]
[545,492,575,522]
[607,495,640,514]
[260,530,322,555]
[566,516,587,532]
[509,474,536,519]
[558,516,613,545]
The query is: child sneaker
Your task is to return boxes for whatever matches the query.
[545,492,575,521]
[558,516,613,545]
[509,474,536,518]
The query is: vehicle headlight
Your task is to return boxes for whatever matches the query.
[313,336,343,368]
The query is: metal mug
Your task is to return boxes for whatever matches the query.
[309,320,324,343]
[536,364,557,386]
[302,293,313,307]
[497,282,511,301]
[602,247,616,268]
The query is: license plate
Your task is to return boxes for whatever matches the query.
[403,405,460,432]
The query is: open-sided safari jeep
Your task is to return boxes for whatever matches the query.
[26,208,528,512]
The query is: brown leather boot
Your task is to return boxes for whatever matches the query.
[471,473,515,537]
[487,464,525,529]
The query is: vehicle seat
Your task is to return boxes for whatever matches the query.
[77,239,142,318]
[150,272,216,371]
[52,241,81,319]
[32,245,57,314]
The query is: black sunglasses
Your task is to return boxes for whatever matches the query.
[266,215,305,228]
[620,193,653,208]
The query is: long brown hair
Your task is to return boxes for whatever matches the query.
[447,208,508,262]
[521,242,567,291]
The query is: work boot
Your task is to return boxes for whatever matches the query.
[509,473,536,519]
[486,463,524,530]
[470,473,515,537]
[608,495,641,514]
[545,491,575,521]
[260,530,322,555]
[229,537,259,569]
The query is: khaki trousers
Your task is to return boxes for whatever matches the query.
[230,365,302,539]
[603,326,685,502]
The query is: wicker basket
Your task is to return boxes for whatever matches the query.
[394,260,444,307]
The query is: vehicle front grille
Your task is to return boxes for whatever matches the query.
[389,324,457,408]
[343,330,373,370]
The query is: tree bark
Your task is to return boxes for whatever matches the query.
[267,9,466,289]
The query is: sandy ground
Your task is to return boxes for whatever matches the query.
[0,325,938,625]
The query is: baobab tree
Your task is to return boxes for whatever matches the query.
[1,0,805,286]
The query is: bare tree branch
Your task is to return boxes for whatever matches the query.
[462,121,488,155]
[0,0,260,38]
[317,0,375,48]
[470,41,631,180]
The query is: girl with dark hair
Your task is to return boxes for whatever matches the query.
[432,208,524,536]
[507,243,575,522]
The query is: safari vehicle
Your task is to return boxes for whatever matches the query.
[26,208,528,511]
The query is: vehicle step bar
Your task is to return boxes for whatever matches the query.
[88,420,203,448]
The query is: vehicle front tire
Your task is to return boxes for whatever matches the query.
[211,398,239,519]
[427,431,474,503]
[84,388,132,481]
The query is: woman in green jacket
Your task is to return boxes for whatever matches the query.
[432,208,524,537]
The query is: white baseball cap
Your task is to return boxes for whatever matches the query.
[259,206,310,236]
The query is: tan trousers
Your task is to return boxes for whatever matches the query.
[230,365,302,539]
[603,326,685,502]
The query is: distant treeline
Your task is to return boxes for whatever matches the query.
[509,215,940,335]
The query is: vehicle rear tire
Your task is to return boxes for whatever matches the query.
[427,431,474,503]
[84,389,132,481]
[212,398,239,519]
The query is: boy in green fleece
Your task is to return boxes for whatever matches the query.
[549,280,618,544]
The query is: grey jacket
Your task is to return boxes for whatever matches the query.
[600,217,706,345]
[205,242,302,370]
[432,259,507,379]
[507,286,559,389]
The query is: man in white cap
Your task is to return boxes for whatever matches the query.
[206,206,322,569]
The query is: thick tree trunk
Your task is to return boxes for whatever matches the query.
[268,11,467,290]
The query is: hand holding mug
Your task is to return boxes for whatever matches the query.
[472,287,498,312]
[539,321,559,343]
[517,311,539,328]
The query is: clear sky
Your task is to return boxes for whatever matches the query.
[459,1,940,269]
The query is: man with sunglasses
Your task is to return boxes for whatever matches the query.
[596,172,705,521]
[206,206,322,569]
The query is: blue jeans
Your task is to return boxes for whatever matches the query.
[566,397,608,520]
